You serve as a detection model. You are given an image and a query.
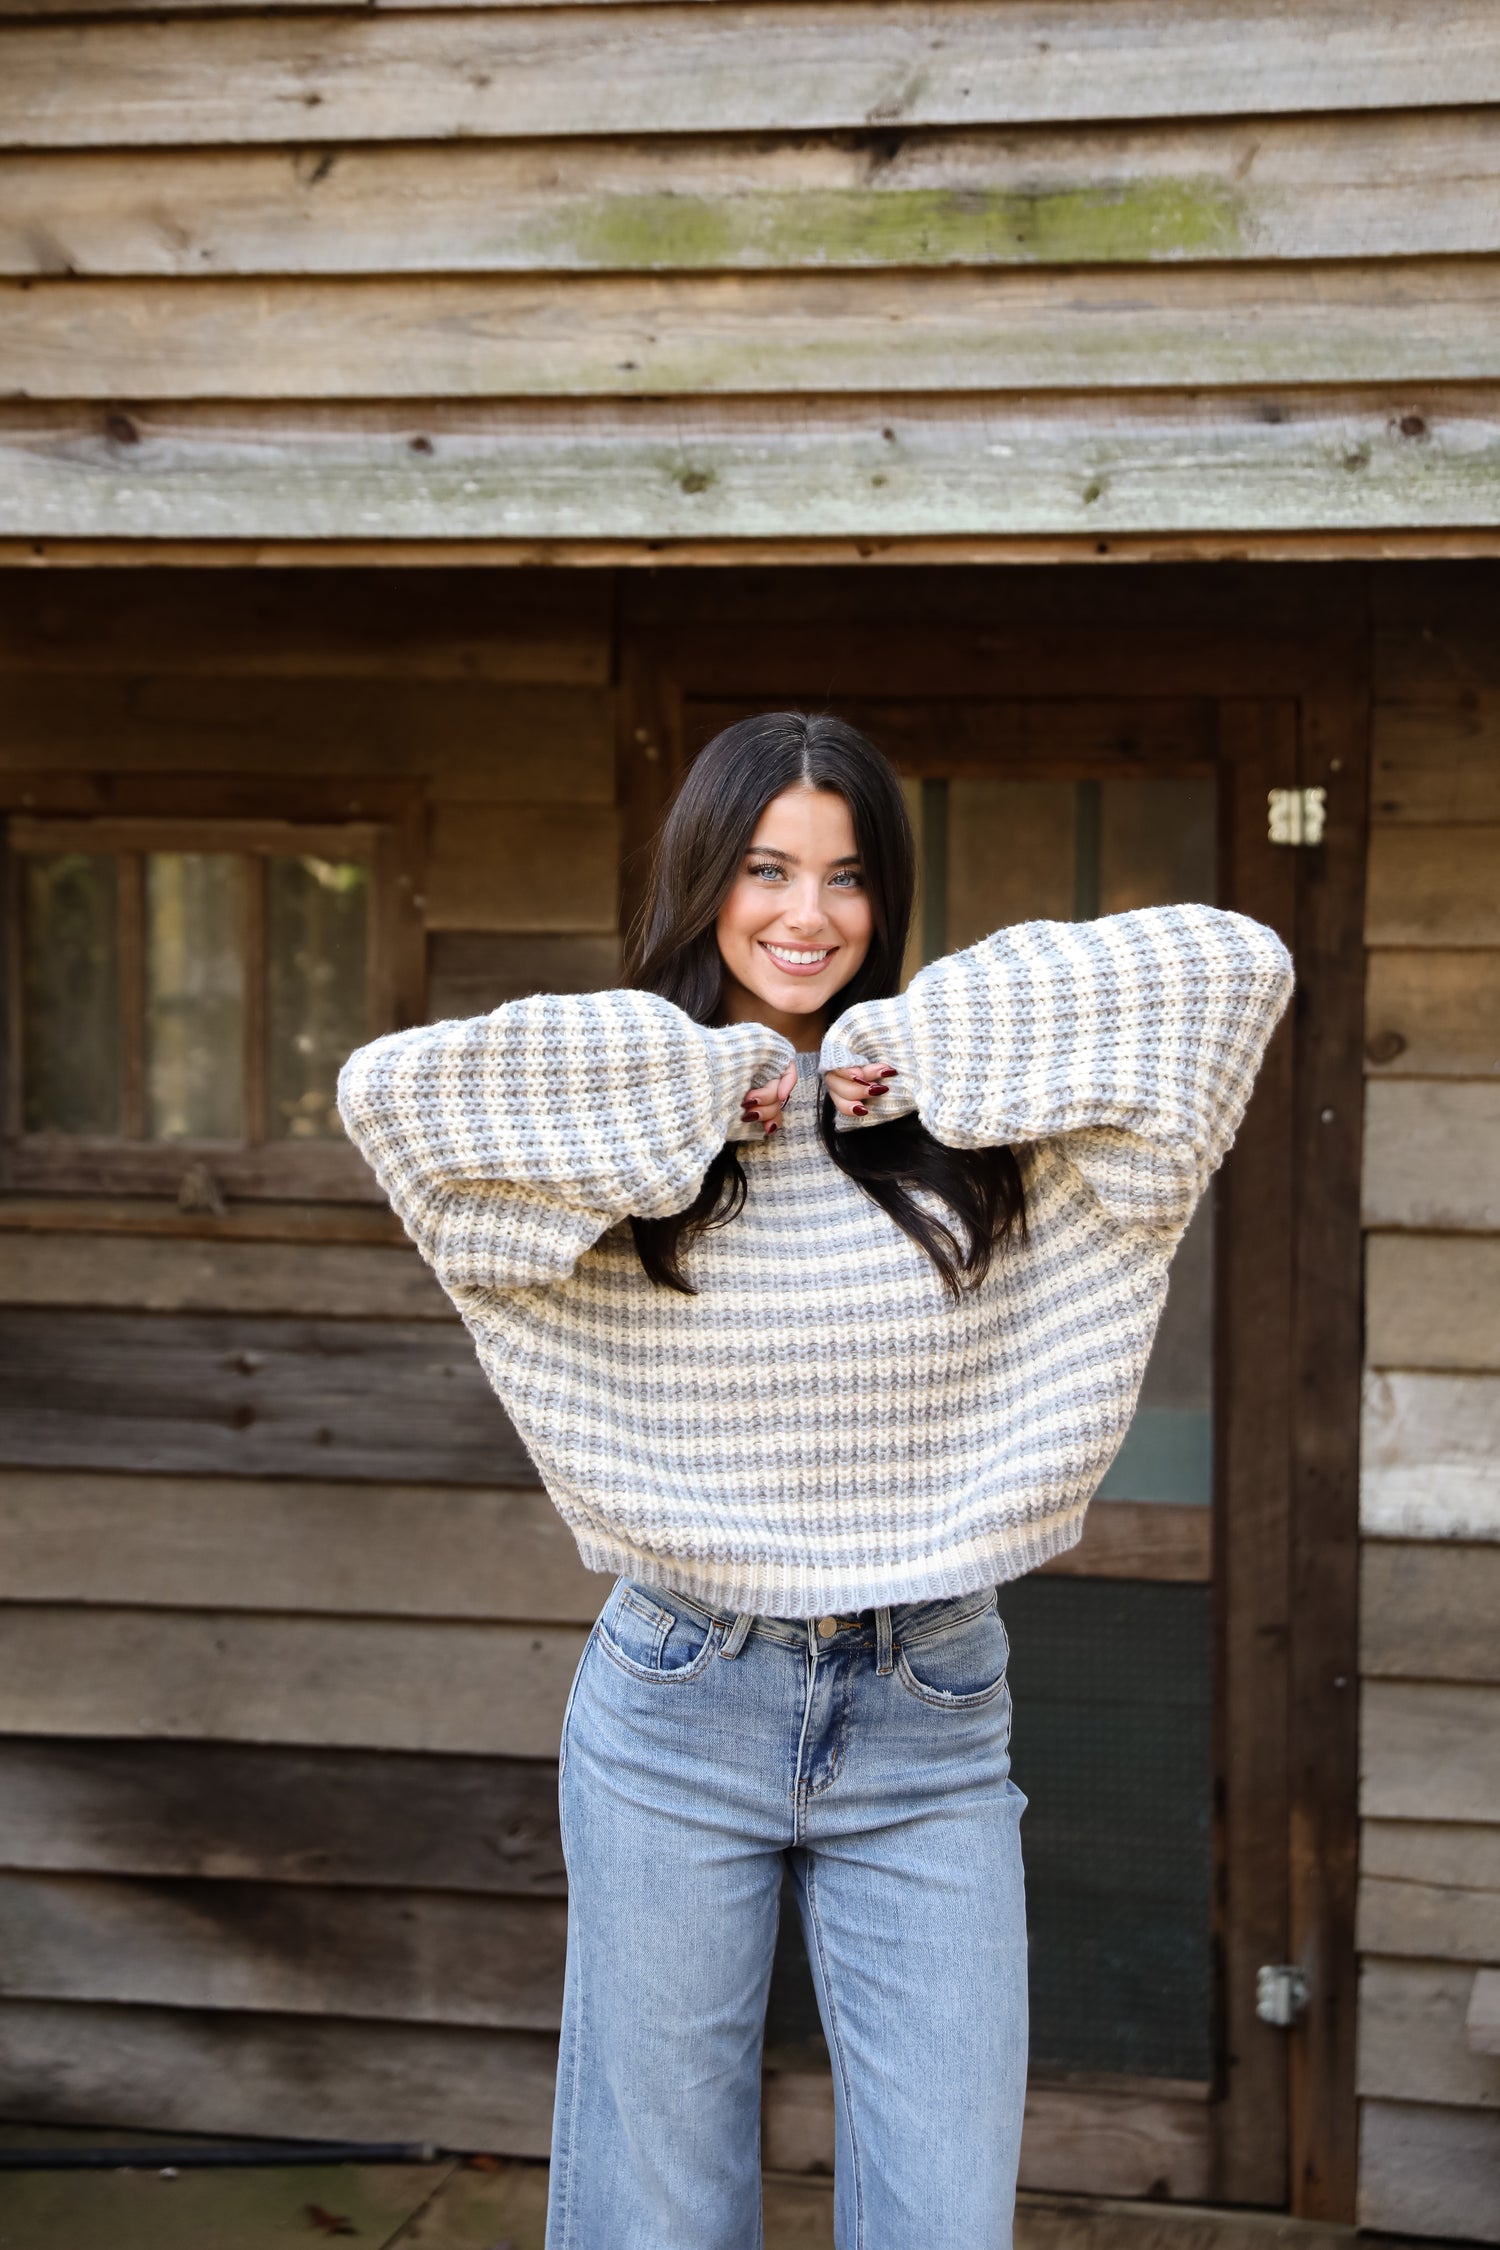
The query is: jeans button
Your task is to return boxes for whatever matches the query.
[817,1616,838,1639]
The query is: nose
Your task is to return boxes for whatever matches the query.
[781,874,827,933]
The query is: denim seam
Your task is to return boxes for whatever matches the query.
[805,1658,854,1799]
[595,1620,722,1685]
[803,1855,865,2250]
[895,1593,1000,1650]
[549,1899,587,2250]
[893,1651,1011,1712]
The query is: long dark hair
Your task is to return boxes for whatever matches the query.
[625,711,1025,1296]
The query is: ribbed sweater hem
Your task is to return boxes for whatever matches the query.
[569,1500,1092,1619]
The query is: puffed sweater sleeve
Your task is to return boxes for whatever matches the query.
[820,904,1294,1237]
[337,989,795,1292]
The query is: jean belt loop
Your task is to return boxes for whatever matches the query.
[720,1609,755,1660]
[875,1605,894,1676]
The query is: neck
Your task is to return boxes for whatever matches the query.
[718,973,826,1052]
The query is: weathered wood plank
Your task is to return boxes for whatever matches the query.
[4,391,1498,543]
[0,1471,608,1621]
[0,1606,588,1757]
[7,112,1500,278]
[10,261,1500,399]
[0,1997,557,2152]
[1359,1865,1500,1967]
[1366,1234,1500,1372]
[0,567,610,682]
[428,805,619,931]
[0,1739,568,1893]
[1358,1958,1500,2109]
[1363,1083,1500,1232]
[1365,949,1500,1077]
[1364,1820,1500,1897]
[762,2062,1211,2200]
[0,1234,449,1319]
[427,932,622,1019]
[1360,1371,1500,1542]
[0,1871,568,2030]
[0,1308,533,1486]
[7,5,1499,152]
[1372,700,1500,824]
[1361,1541,1500,1683]
[1358,2098,1500,2239]
[1365,826,1500,946]
[0,673,614,803]
[0,1197,406,1246]
[1360,1680,1500,1823]
[1038,1498,1209,1583]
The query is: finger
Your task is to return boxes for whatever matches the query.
[777,1061,799,1103]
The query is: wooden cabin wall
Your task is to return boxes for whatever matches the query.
[2,558,1498,2228]
[1357,564,1500,2241]
[0,569,621,2150]
[1,2,1499,549]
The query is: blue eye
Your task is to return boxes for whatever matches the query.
[746,861,785,882]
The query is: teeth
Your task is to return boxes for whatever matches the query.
[765,945,831,965]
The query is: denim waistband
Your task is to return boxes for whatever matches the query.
[650,1578,999,1654]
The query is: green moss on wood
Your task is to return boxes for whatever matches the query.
[535,178,1247,270]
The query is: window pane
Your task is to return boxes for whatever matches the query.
[145,853,245,1141]
[20,853,119,1134]
[267,856,368,1140]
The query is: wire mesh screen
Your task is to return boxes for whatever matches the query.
[1004,1575,1213,2081]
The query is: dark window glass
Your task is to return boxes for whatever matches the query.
[267,856,368,1140]
[20,853,120,1134]
[145,853,246,1141]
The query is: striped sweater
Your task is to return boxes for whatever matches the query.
[337,904,1293,1617]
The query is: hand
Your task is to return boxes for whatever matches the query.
[740,1061,799,1136]
[823,1061,899,1120]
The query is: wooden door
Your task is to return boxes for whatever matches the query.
[618,617,1362,2217]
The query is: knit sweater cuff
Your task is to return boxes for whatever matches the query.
[819,995,921,1134]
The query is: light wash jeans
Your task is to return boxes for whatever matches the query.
[546,1576,1029,2250]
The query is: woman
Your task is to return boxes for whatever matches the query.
[338,712,1293,2250]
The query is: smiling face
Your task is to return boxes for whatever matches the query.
[714,784,873,1046]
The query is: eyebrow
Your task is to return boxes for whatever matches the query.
[745,844,862,867]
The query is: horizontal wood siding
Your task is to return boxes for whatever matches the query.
[0,1738,570,1894]
[0,572,621,2153]
[6,7,1497,148]
[10,262,1500,400]
[5,392,1498,542]
[0,1307,534,1484]
[1,4,1498,542]
[1359,579,1500,2239]
[4,114,1499,280]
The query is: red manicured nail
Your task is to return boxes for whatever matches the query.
[853,1103,869,1115]
[880,1068,899,1079]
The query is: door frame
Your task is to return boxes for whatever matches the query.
[614,584,1366,2221]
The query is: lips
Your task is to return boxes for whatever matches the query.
[760,942,835,975]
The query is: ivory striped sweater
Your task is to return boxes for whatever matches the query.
[337,904,1293,1616]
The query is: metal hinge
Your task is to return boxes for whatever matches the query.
[1267,787,1326,847]
[1256,1964,1310,2027]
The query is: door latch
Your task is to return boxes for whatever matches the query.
[1256,1963,1309,2026]
[1267,787,1326,847]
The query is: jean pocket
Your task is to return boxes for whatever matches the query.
[596,1581,719,1684]
[896,1598,1010,1710]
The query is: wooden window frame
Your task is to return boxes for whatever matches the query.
[1,780,425,1205]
